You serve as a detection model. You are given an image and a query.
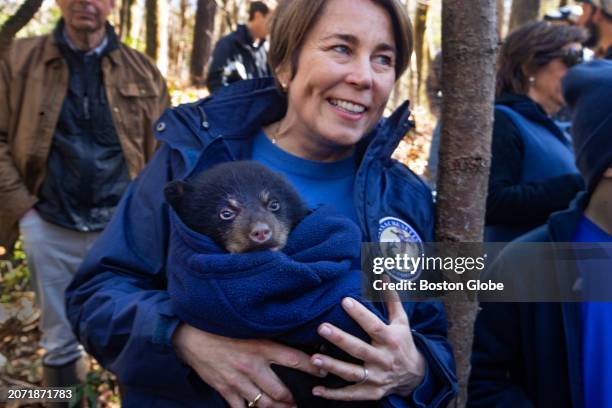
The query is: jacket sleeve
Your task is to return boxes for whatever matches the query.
[65,144,192,387]
[0,54,38,220]
[467,302,534,408]
[486,109,584,226]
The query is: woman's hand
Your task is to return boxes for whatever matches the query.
[310,283,426,401]
[173,324,326,408]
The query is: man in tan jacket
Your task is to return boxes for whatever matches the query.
[0,0,168,387]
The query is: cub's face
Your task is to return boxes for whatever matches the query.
[164,161,310,253]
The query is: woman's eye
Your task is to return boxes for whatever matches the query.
[219,209,236,220]
[332,45,351,55]
[374,54,393,67]
[268,200,281,211]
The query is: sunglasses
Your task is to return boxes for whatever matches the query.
[542,47,584,68]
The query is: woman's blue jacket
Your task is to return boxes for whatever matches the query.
[65,78,458,407]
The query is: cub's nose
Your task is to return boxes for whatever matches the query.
[249,222,272,244]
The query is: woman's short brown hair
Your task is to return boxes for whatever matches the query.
[496,21,587,96]
[268,0,413,85]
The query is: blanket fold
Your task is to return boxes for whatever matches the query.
[167,205,381,345]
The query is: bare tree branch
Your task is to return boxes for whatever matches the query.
[0,0,44,60]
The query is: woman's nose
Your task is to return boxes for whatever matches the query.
[345,58,373,89]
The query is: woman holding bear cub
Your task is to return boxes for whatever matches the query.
[66,0,457,406]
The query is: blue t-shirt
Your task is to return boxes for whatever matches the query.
[251,129,428,408]
[574,215,612,408]
[251,129,359,224]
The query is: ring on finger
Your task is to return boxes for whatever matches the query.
[357,366,369,384]
[247,392,263,407]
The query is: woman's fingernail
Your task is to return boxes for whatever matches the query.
[312,387,322,396]
[313,357,323,367]
[343,298,355,308]
[319,325,332,336]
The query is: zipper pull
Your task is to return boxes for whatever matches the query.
[83,96,90,120]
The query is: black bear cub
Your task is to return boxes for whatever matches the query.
[164,161,310,252]
[164,161,375,407]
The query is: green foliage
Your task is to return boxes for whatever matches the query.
[72,368,120,408]
[0,239,31,303]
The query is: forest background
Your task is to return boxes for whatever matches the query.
[0,0,578,406]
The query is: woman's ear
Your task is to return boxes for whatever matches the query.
[521,64,537,87]
[276,64,291,91]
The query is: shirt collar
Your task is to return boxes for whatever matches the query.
[62,26,108,56]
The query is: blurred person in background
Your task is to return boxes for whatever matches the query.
[543,6,594,135]
[485,21,587,242]
[206,1,272,93]
[0,0,168,390]
[544,5,584,26]
[576,0,612,59]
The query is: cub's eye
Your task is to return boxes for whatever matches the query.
[268,200,281,212]
[219,209,236,220]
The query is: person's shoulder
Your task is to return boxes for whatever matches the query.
[115,43,159,69]
[388,158,432,201]
[514,225,551,243]
[9,34,49,50]
[217,28,242,45]
[154,99,209,146]
[114,42,164,78]
[2,34,52,70]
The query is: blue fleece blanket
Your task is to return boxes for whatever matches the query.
[167,205,382,345]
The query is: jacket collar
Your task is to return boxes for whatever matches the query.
[547,192,590,241]
[496,92,567,143]
[43,19,121,65]
[163,77,412,163]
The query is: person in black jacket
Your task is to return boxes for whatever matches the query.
[485,21,587,242]
[206,1,272,92]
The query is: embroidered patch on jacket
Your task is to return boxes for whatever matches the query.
[377,217,424,280]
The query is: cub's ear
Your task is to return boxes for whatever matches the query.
[164,180,190,209]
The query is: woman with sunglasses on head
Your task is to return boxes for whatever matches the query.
[485,21,588,243]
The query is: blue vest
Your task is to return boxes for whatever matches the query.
[485,105,579,242]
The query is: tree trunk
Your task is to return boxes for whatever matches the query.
[414,1,430,105]
[119,0,135,41]
[439,0,497,405]
[145,0,158,59]
[0,0,44,60]
[218,0,232,40]
[168,0,188,81]
[145,0,168,75]
[559,0,568,6]
[190,0,217,86]
[508,0,541,31]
